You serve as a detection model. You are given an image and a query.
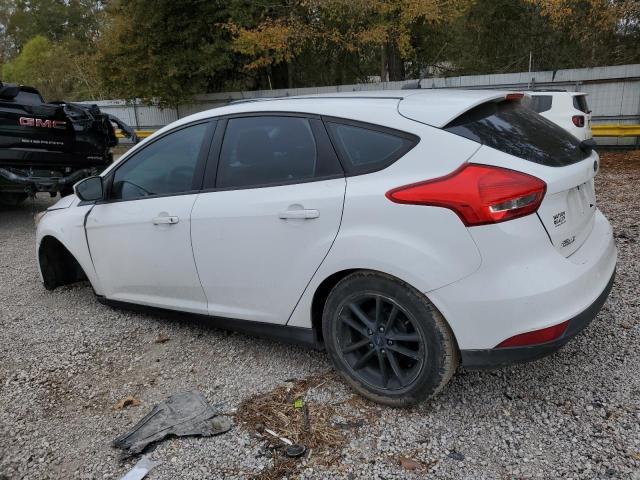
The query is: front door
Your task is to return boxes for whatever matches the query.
[86,121,213,313]
[191,115,346,324]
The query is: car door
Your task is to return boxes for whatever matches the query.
[191,114,346,324]
[86,120,215,313]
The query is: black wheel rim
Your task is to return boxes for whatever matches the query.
[335,293,426,391]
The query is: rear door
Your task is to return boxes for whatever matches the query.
[191,114,345,324]
[444,99,597,256]
[536,156,597,256]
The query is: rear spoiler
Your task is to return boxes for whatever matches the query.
[399,90,525,128]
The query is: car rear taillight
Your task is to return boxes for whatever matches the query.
[386,164,547,226]
[496,321,569,348]
[572,115,585,127]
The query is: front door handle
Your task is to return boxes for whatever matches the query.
[278,209,320,220]
[152,215,179,225]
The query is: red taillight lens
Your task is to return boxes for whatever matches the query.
[386,164,547,226]
[496,321,569,348]
[572,115,585,127]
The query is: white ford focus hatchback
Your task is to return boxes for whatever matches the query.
[36,90,616,406]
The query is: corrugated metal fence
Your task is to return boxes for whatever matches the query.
[87,64,640,146]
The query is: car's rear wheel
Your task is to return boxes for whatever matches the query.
[322,271,458,407]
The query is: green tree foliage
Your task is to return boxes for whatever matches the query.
[0,0,638,103]
[2,35,101,100]
[1,0,102,56]
[96,0,238,106]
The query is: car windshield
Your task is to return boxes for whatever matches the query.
[444,100,589,167]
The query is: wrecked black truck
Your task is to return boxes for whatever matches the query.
[0,82,136,205]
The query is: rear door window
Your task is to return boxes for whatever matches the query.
[444,101,589,167]
[527,95,552,113]
[573,95,590,113]
[325,121,418,175]
[216,116,342,189]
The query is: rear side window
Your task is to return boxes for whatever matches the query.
[444,101,589,167]
[325,122,418,175]
[528,95,552,113]
[573,95,590,113]
[216,116,342,189]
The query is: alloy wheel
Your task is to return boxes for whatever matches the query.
[335,293,426,391]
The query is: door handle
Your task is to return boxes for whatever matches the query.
[278,209,320,220]
[152,215,179,225]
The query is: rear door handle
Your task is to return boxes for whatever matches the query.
[278,209,320,220]
[152,215,179,225]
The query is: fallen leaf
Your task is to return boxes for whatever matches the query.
[399,456,421,470]
[154,334,170,344]
[114,395,141,410]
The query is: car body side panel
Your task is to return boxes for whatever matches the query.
[287,126,483,328]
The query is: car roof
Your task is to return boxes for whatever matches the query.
[111,89,518,171]
[166,89,513,132]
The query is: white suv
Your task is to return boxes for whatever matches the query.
[36,90,616,406]
[524,90,593,140]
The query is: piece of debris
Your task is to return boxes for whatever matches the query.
[448,451,465,461]
[399,456,421,470]
[334,419,365,430]
[112,390,232,456]
[154,334,170,344]
[119,455,159,480]
[285,444,306,458]
[237,372,352,479]
[264,428,293,445]
[114,396,141,410]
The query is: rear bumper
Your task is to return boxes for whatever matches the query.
[427,208,617,355]
[460,268,615,368]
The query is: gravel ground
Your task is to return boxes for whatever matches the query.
[1,150,639,480]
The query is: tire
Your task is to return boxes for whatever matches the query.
[322,271,459,407]
[0,192,28,206]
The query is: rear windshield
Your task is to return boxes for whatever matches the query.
[444,101,589,167]
[528,95,552,113]
[573,95,589,113]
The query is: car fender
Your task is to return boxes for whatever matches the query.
[36,203,103,294]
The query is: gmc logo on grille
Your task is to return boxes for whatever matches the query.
[19,117,66,129]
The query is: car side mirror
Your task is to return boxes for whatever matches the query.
[74,176,104,202]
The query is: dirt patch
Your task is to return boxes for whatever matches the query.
[598,148,640,170]
[236,372,372,479]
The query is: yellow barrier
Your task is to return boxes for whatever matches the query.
[592,124,640,137]
[116,125,638,140]
[115,130,155,139]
